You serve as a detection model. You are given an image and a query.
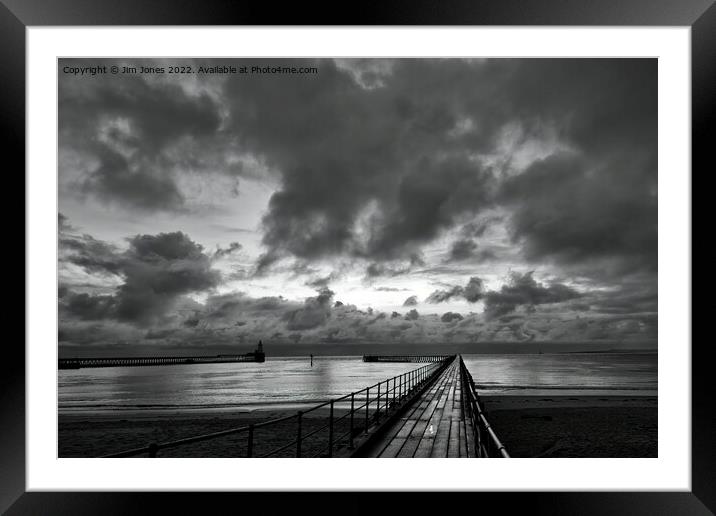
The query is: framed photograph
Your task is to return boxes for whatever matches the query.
[9,0,709,513]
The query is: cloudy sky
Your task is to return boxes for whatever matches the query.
[58,58,657,355]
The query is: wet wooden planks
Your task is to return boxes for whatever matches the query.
[360,356,474,458]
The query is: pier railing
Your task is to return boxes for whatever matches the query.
[103,356,454,458]
[458,356,510,458]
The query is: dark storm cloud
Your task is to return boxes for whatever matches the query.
[426,277,485,304]
[363,156,495,261]
[445,239,500,264]
[79,144,186,212]
[58,212,75,232]
[59,227,221,325]
[483,271,581,318]
[363,255,423,279]
[203,292,292,320]
[441,312,464,323]
[403,295,418,306]
[284,288,335,330]
[404,309,419,321]
[60,232,123,275]
[585,281,658,315]
[213,242,242,259]
[305,276,331,289]
[424,272,580,319]
[460,218,499,238]
[218,58,655,275]
[60,58,656,277]
[117,233,221,325]
[304,271,341,289]
[219,59,506,269]
[59,58,224,211]
[447,238,478,261]
[426,286,465,304]
[463,277,486,303]
[494,59,657,274]
[500,152,657,273]
[64,292,117,320]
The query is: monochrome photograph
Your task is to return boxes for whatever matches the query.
[57,57,657,458]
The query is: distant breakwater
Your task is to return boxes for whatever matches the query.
[58,352,265,369]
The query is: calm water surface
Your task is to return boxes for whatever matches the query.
[462,352,656,396]
[58,353,656,415]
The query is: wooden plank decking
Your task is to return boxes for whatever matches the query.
[353,356,474,458]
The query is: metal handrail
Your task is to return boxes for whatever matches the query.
[103,356,455,458]
[458,356,510,458]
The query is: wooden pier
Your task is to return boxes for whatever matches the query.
[362,354,450,363]
[103,354,508,458]
[351,356,471,457]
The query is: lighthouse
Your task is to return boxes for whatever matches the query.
[254,340,265,362]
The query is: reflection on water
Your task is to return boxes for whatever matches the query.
[58,356,418,414]
[58,352,657,415]
[462,352,657,396]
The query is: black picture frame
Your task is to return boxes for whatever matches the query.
[6,0,710,513]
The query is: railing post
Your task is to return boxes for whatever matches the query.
[349,392,355,449]
[327,400,334,457]
[475,418,481,457]
[382,380,386,413]
[392,377,396,406]
[376,382,381,421]
[365,387,370,434]
[296,411,303,457]
[385,378,395,406]
[383,380,388,414]
[247,424,254,457]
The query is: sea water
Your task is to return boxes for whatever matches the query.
[58,352,657,415]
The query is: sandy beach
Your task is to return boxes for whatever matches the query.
[59,406,355,458]
[483,395,657,457]
[59,395,656,458]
